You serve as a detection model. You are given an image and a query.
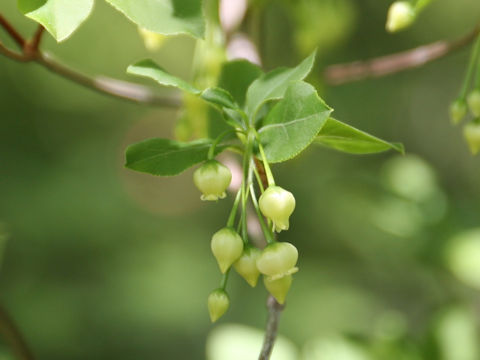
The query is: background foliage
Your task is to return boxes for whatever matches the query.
[1,0,480,359]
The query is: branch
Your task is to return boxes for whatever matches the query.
[0,41,27,61]
[325,26,480,85]
[37,53,182,107]
[27,26,44,54]
[0,304,35,360]
[0,14,181,108]
[0,14,25,48]
[259,295,284,360]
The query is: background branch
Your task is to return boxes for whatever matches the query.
[0,304,35,360]
[0,14,181,108]
[325,26,480,85]
[37,53,182,107]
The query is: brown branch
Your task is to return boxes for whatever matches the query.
[0,304,35,360]
[37,53,182,107]
[259,296,284,360]
[26,26,44,55]
[0,15,181,108]
[0,14,25,48]
[0,42,28,62]
[325,25,480,85]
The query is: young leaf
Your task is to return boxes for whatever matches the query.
[105,0,205,38]
[18,0,94,42]
[201,87,238,110]
[316,118,404,154]
[258,81,332,163]
[218,60,263,107]
[125,138,229,176]
[127,59,200,94]
[245,51,316,117]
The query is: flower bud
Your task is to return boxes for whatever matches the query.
[193,160,232,201]
[450,99,467,125]
[463,122,480,155]
[256,242,298,280]
[263,275,292,305]
[208,289,229,322]
[259,186,295,232]
[234,246,261,287]
[211,227,244,273]
[386,2,416,33]
[467,90,480,117]
[138,27,166,51]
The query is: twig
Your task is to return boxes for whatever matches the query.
[259,296,285,360]
[0,304,35,360]
[0,14,25,48]
[37,53,182,107]
[0,14,181,108]
[325,26,480,85]
[27,25,44,54]
[0,41,27,61]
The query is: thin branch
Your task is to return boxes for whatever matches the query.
[37,53,182,107]
[259,295,284,360]
[0,304,35,360]
[0,42,28,62]
[0,15,181,108]
[325,26,480,85]
[0,14,25,48]
[27,26,44,54]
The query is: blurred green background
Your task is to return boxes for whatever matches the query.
[1,0,480,359]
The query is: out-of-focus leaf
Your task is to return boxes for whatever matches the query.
[259,81,332,163]
[218,60,263,108]
[105,0,205,38]
[435,307,479,360]
[125,138,228,176]
[138,27,167,51]
[446,228,480,290]
[316,118,404,154]
[245,51,316,117]
[127,59,200,94]
[18,0,94,41]
[382,155,438,202]
[302,335,370,360]
[292,0,356,56]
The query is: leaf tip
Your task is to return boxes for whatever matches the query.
[393,142,406,155]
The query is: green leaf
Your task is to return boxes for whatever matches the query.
[258,81,332,163]
[316,118,404,154]
[201,87,238,110]
[18,0,94,42]
[125,138,228,176]
[104,0,205,38]
[208,108,233,139]
[127,59,200,94]
[222,108,245,128]
[245,51,316,117]
[218,60,263,108]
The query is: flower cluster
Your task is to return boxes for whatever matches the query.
[193,155,298,322]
